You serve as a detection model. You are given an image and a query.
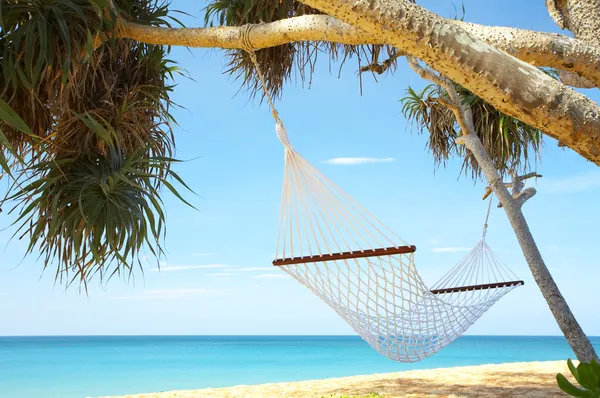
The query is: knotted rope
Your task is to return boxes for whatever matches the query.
[240,24,291,148]
[482,193,494,239]
[239,22,523,363]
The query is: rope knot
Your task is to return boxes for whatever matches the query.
[240,25,291,150]
[275,118,292,149]
[240,23,256,53]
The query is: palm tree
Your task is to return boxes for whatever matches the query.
[399,63,597,363]
[0,0,193,289]
[400,81,543,180]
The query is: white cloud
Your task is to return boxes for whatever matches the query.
[252,273,289,280]
[322,157,395,165]
[202,266,271,276]
[432,247,471,253]
[150,264,232,272]
[542,170,600,195]
[111,288,232,300]
[235,267,271,272]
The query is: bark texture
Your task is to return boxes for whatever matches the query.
[454,20,600,89]
[462,132,599,364]
[547,0,600,46]
[546,0,600,87]
[118,16,374,48]
[118,16,600,89]
[299,0,600,166]
[406,57,598,363]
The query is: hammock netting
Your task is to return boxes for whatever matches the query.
[271,120,523,363]
[241,40,523,362]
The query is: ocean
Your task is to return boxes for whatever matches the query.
[0,335,598,398]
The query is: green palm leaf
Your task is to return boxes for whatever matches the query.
[0,0,194,288]
[400,81,543,179]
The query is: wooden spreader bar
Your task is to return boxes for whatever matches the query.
[272,245,417,266]
[429,280,524,295]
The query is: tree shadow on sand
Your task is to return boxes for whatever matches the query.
[327,370,566,397]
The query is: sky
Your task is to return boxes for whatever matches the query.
[0,0,599,337]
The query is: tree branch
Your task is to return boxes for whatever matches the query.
[543,0,600,88]
[406,56,477,140]
[515,188,538,208]
[116,15,600,89]
[498,187,538,209]
[116,6,600,165]
[300,0,600,166]
[454,20,600,89]
[546,0,567,29]
[517,172,543,182]
[117,15,375,49]
[493,170,542,208]
[359,49,404,74]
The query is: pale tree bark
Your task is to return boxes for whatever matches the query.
[299,0,600,166]
[462,132,599,364]
[546,0,600,87]
[118,3,600,165]
[119,17,600,88]
[119,11,600,165]
[407,57,598,363]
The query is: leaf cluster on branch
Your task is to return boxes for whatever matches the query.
[400,82,543,180]
[202,0,399,99]
[0,0,192,288]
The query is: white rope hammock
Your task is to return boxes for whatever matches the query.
[242,44,523,362]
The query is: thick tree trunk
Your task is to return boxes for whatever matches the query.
[461,131,599,363]
[546,0,600,87]
[301,0,600,166]
[547,0,600,46]
[119,3,600,165]
[119,17,600,89]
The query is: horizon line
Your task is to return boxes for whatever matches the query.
[2,334,597,338]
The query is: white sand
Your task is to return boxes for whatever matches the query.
[103,360,575,397]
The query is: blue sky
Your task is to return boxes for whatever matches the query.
[0,0,599,337]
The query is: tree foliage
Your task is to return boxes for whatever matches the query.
[557,358,600,397]
[0,0,546,287]
[203,0,397,99]
[400,82,543,180]
[0,0,192,288]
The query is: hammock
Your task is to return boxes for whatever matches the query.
[244,49,523,362]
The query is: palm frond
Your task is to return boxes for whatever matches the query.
[400,82,543,180]
[0,0,193,288]
[202,0,396,100]
[4,145,189,287]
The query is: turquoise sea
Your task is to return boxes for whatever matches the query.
[1,335,599,398]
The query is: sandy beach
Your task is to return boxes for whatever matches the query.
[104,360,574,397]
